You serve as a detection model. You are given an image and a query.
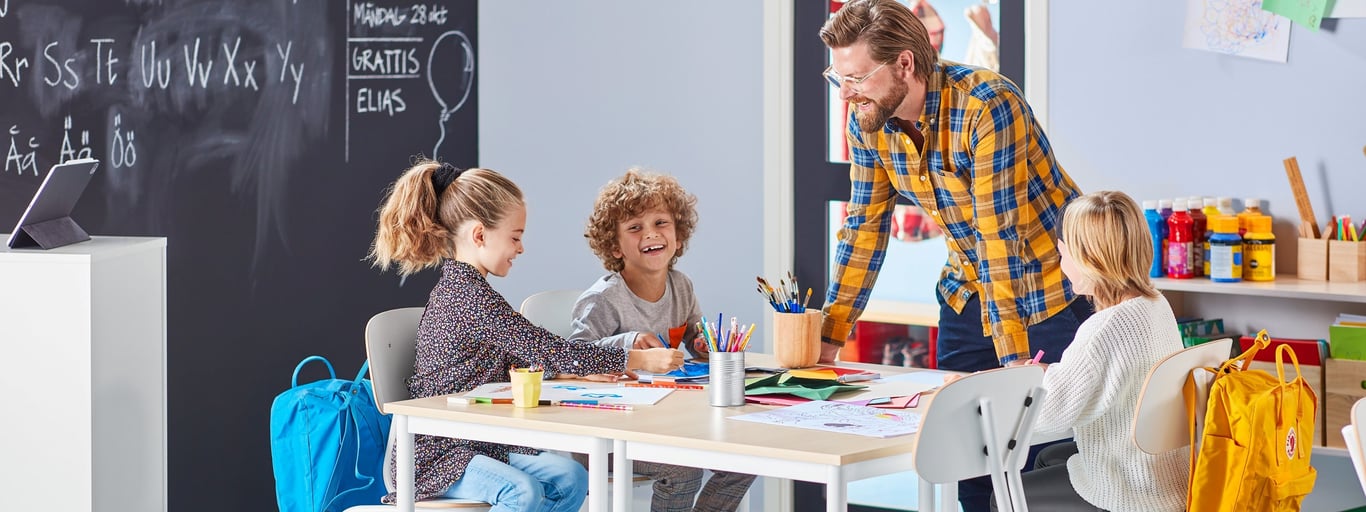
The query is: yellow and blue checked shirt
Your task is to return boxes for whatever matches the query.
[822,61,1081,365]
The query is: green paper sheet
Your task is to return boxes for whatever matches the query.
[743,374,868,400]
[1263,0,1330,31]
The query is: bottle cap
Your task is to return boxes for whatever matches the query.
[1204,197,1218,208]
[1248,215,1273,233]
[1158,199,1172,209]
[1142,200,1157,210]
[1217,197,1234,208]
[1173,202,1188,212]
[1189,198,1203,210]
[1244,198,1261,210]
[1211,216,1239,233]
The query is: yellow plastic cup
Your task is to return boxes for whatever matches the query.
[508,368,544,408]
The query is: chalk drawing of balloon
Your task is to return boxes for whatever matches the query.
[427,30,474,159]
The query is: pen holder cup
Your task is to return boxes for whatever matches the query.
[773,310,822,369]
[1330,240,1366,282]
[508,369,544,408]
[708,351,746,407]
[1298,237,1328,281]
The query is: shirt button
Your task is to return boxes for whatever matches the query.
[919,175,927,182]
[932,210,939,216]
[962,258,970,266]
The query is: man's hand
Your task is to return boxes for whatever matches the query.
[818,342,841,364]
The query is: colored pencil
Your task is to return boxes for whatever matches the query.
[625,382,704,390]
[557,402,633,412]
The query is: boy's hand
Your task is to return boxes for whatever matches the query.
[633,332,666,349]
[628,347,685,373]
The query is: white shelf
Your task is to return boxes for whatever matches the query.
[1153,276,1366,304]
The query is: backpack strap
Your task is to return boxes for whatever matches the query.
[327,363,393,510]
[1274,343,1303,385]
[292,356,336,388]
[323,365,387,511]
[1224,330,1270,373]
[353,360,371,383]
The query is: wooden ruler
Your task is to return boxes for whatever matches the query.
[1283,157,1320,239]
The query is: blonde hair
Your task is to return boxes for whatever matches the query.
[584,168,699,273]
[1060,191,1160,309]
[370,160,523,276]
[820,0,938,84]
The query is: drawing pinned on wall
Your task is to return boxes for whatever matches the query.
[427,30,474,160]
[1183,0,1291,63]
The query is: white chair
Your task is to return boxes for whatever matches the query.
[1131,338,1234,455]
[518,289,658,504]
[913,365,1048,512]
[1342,397,1366,497]
[348,307,491,511]
[519,289,585,338]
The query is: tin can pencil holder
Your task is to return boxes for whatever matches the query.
[708,351,746,407]
[773,310,822,368]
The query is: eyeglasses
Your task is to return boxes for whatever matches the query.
[822,62,888,93]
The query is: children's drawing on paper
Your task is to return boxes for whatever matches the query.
[1183,0,1291,63]
[730,400,922,438]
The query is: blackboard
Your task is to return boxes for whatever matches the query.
[0,1,476,509]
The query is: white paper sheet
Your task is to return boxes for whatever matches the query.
[729,400,922,438]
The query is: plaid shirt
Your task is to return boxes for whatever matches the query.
[822,61,1081,364]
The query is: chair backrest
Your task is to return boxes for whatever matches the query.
[913,365,1047,483]
[364,307,426,415]
[1131,337,1233,454]
[519,289,584,338]
[1345,397,1366,496]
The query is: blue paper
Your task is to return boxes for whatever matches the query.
[664,360,709,378]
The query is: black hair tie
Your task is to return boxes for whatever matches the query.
[431,164,465,196]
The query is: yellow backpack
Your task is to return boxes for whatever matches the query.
[1184,330,1317,511]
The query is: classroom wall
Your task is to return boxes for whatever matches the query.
[1047,1,1366,271]
[477,1,768,343]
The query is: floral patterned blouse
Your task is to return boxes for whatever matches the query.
[384,260,629,503]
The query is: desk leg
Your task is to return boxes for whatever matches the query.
[396,414,414,512]
[918,477,934,512]
[613,439,632,512]
[826,466,845,512]
[588,438,609,512]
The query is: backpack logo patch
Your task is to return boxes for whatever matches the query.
[1285,427,1297,460]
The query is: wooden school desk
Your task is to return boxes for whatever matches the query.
[384,356,964,512]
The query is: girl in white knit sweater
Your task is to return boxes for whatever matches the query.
[999,191,1189,511]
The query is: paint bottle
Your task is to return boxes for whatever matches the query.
[1143,200,1165,278]
[1237,199,1264,237]
[1216,196,1235,216]
[1167,201,1195,279]
[1157,199,1173,273]
[1208,216,1243,283]
[1202,198,1222,276]
[1242,214,1276,282]
[1187,198,1207,277]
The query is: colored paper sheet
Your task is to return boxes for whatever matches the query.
[1263,0,1330,30]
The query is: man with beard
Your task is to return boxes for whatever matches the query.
[816,1,1089,509]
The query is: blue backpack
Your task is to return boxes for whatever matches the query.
[271,356,392,512]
